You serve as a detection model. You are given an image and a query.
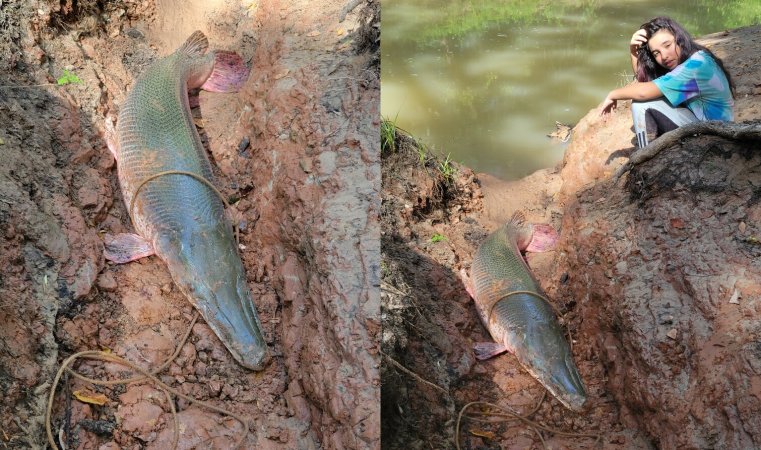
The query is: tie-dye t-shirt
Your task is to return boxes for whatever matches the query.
[653,50,734,121]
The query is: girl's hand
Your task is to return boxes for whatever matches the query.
[630,29,648,55]
[599,95,617,117]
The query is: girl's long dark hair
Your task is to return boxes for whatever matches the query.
[635,16,735,97]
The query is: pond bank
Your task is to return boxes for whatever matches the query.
[381,24,761,449]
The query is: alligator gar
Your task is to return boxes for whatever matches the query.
[104,31,270,370]
[463,212,586,410]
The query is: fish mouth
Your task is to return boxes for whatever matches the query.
[158,230,271,371]
[196,277,271,371]
[516,331,587,411]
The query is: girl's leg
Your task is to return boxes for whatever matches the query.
[631,99,698,148]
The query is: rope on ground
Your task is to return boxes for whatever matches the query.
[487,290,576,351]
[380,350,447,394]
[45,312,250,450]
[129,170,239,244]
[455,398,601,450]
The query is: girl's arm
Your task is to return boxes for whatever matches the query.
[630,29,648,74]
[599,81,662,116]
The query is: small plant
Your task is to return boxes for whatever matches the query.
[381,116,398,153]
[57,69,83,86]
[431,233,447,243]
[416,139,426,163]
[438,152,456,182]
[0,69,83,89]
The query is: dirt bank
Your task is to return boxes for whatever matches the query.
[381,24,761,449]
[0,0,379,448]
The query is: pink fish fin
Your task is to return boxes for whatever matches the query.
[104,233,155,264]
[104,115,119,161]
[473,342,509,360]
[179,30,209,58]
[459,268,475,299]
[525,223,559,253]
[200,51,250,93]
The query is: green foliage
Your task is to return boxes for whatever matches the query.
[430,233,447,243]
[438,152,456,182]
[56,69,82,86]
[381,116,398,153]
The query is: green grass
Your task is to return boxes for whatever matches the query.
[381,116,398,153]
[438,152,456,182]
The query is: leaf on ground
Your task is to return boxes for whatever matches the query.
[57,69,82,86]
[274,69,290,80]
[469,429,496,440]
[307,30,320,37]
[73,390,108,406]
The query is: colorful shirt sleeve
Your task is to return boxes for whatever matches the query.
[653,51,733,121]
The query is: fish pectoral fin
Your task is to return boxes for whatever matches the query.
[473,342,509,360]
[201,51,250,93]
[525,223,559,253]
[103,233,155,264]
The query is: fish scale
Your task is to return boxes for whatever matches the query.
[469,212,586,410]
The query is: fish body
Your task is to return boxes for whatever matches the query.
[470,212,586,410]
[110,31,269,370]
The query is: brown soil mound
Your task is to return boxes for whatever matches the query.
[0,0,379,448]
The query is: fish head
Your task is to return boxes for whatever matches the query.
[519,325,587,411]
[156,229,271,371]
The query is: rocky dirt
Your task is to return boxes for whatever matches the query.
[381,24,761,449]
[0,0,379,449]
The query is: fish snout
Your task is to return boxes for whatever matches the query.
[548,355,587,411]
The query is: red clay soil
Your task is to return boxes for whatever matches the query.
[0,0,379,449]
[381,25,761,450]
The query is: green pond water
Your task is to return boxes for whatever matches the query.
[381,0,761,180]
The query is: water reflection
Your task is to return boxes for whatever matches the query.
[382,0,761,180]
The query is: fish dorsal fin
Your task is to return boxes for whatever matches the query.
[508,211,526,229]
[179,31,209,57]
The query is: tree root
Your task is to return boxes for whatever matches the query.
[455,396,601,450]
[613,121,761,183]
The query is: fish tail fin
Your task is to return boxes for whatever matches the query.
[179,31,209,58]
[200,51,250,93]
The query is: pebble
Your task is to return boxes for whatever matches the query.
[666,329,678,340]
[97,272,118,292]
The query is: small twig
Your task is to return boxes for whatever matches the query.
[380,350,447,394]
[455,400,601,450]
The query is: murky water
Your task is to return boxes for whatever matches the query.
[382,0,760,179]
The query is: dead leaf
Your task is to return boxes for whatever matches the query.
[307,30,320,37]
[739,221,747,233]
[73,390,108,406]
[274,69,290,80]
[666,329,678,340]
[469,429,496,440]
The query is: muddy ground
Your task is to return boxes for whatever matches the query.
[381,25,761,449]
[0,0,379,449]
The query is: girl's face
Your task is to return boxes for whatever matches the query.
[648,29,681,70]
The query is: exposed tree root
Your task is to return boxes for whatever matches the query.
[613,121,761,182]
